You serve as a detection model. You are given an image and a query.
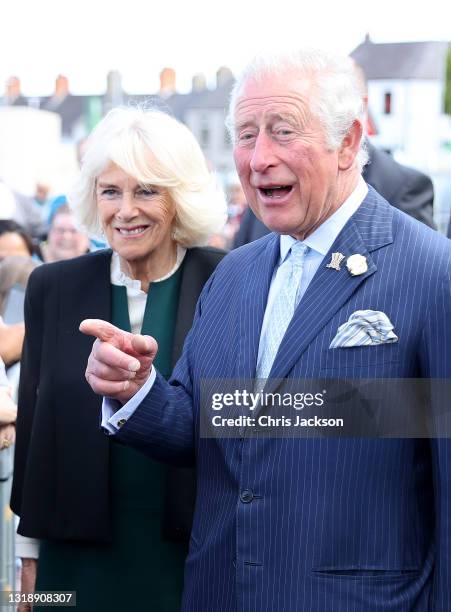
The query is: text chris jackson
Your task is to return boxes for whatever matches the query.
[211,415,344,428]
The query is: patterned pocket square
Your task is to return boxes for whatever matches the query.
[330,310,398,348]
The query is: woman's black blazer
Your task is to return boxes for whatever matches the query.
[10,246,225,542]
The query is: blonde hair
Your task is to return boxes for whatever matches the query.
[70,107,227,247]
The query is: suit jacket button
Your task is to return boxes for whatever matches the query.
[240,489,254,503]
[117,418,127,427]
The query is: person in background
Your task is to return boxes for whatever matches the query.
[47,195,69,226]
[0,317,24,367]
[0,256,40,402]
[40,204,90,263]
[208,177,247,249]
[0,257,38,453]
[33,182,51,208]
[47,195,108,252]
[0,180,47,238]
[0,223,37,367]
[0,221,36,261]
[0,356,16,451]
[0,256,38,316]
[31,182,52,229]
[11,106,226,611]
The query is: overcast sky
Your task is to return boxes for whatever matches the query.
[2,0,450,96]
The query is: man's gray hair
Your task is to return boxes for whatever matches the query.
[227,48,368,171]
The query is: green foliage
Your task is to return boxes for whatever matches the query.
[445,49,451,115]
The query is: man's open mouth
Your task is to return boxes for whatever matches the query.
[259,186,293,198]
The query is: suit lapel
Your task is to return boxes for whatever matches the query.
[267,188,394,384]
[59,249,112,359]
[236,234,280,379]
[171,247,226,368]
[172,249,205,368]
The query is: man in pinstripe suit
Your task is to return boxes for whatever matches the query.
[83,49,451,611]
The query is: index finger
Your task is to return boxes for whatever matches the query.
[92,339,142,372]
[79,319,125,344]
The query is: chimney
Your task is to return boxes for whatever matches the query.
[216,66,233,88]
[55,74,69,98]
[364,32,371,43]
[159,67,176,97]
[106,70,124,106]
[192,73,207,92]
[5,76,21,100]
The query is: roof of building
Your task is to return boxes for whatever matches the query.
[351,39,449,80]
[182,79,234,111]
[40,94,87,135]
[122,80,234,121]
[1,74,234,139]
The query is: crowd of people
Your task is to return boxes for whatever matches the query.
[0,46,450,612]
[0,206,93,448]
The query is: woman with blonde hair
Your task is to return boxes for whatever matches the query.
[11,107,226,611]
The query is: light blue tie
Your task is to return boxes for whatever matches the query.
[256,242,309,380]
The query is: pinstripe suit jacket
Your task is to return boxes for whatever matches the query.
[117,187,451,611]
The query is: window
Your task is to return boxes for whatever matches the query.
[224,127,232,149]
[384,92,392,115]
[199,116,210,148]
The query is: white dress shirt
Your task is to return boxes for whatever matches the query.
[111,246,186,334]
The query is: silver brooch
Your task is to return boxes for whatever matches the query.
[326,252,345,271]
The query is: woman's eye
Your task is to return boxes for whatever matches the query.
[137,188,156,197]
[101,188,119,197]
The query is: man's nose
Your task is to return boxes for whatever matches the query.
[250,132,277,173]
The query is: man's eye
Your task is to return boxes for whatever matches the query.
[237,132,256,143]
[276,128,293,137]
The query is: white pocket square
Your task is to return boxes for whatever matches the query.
[330,310,398,348]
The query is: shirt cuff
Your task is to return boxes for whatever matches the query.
[101,367,156,435]
[15,533,40,559]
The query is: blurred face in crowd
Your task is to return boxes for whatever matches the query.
[96,162,176,280]
[233,71,360,240]
[0,232,31,261]
[35,183,50,204]
[229,184,247,206]
[47,212,89,261]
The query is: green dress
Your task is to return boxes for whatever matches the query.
[36,267,188,611]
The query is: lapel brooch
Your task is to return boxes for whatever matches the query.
[346,254,368,276]
[326,252,345,271]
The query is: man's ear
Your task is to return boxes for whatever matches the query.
[338,119,363,171]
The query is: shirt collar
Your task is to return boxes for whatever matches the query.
[111,245,187,291]
[279,176,368,261]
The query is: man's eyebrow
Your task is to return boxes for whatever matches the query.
[234,117,257,132]
[267,112,300,125]
[234,112,302,131]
